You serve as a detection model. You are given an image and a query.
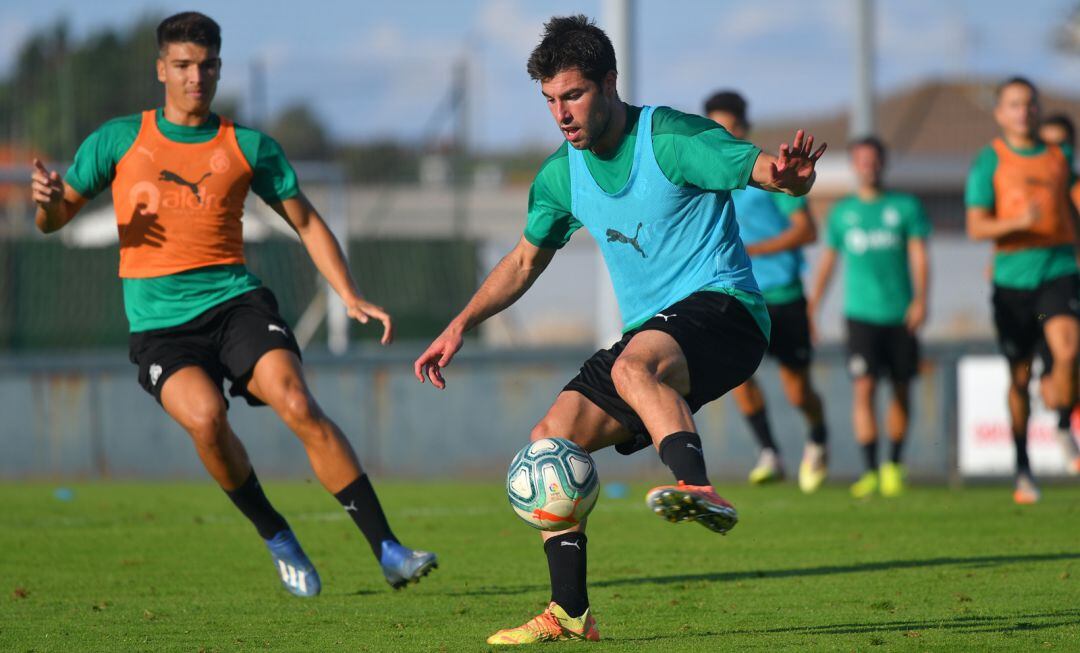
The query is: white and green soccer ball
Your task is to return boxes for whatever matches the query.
[506,438,599,531]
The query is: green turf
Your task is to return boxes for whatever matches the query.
[2,480,1078,651]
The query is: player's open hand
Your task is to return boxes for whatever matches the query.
[769,130,827,194]
[31,159,64,211]
[347,299,393,345]
[413,327,464,389]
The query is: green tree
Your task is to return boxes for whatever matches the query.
[267,103,332,160]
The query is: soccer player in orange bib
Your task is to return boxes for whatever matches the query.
[29,12,436,596]
[965,77,1080,503]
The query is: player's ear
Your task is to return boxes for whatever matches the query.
[602,70,617,98]
[156,54,167,83]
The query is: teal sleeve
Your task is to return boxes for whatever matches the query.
[235,126,300,204]
[965,146,997,210]
[651,107,760,191]
[523,145,582,249]
[64,114,140,199]
[905,195,932,238]
[825,203,844,249]
[771,193,807,216]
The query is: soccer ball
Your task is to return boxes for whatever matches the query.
[506,438,599,531]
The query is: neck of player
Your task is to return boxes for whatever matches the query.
[589,99,628,158]
[163,102,213,127]
[857,184,883,201]
[1003,130,1038,151]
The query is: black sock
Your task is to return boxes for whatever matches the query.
[334,475,398,559]
[809,422,828,446]
[658,432,711,486]
[545,533,588,618]
[1014,430,1031,476]
[225,470,290,540]
[861,441,878,472]
[746,409,778,453]
[1058,409,1071,431]
[889,438,905,464]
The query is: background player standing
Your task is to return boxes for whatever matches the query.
[705,90,829,492]
[415,15,824,645]
[808,136,930,499]
[29,12,436,596]
[966,78,1080,503]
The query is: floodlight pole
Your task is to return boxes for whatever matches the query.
[852,0,876,138]
[597,0,635,347]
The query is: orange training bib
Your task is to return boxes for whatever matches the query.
[112,110,253,278]
[991,138,1074,252]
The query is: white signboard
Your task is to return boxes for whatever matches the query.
[958,355,1078,476]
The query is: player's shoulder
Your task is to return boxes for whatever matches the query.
[650,105,722,138]
[91,112,144,139]
[970,143,998,169]
[883,190,919,205]
[830,194,859,212]
[534,141,570,180]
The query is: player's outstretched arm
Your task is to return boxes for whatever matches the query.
[745,206,817,256]
[966,205,1037,241]
[413,237,556,389]
[751,130,827,196]
[806,247,838,343]
[269,193,393,345]
[31,159,87,233]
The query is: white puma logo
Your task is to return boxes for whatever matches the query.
[560,540,582,550]
[655,312,677,322]
[686,443,703,455]
[137,146,157,161]
[268,324,288,336]
[343,500,358,513]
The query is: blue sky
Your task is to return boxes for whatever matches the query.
[3,0,1079,150]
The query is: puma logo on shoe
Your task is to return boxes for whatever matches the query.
[159,169,212,203]
[606,222,647,258]
[268,324,288,336]
[560,540,582,550]
[655,312,676,322]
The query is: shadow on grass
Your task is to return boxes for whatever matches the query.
[438,551,1080,597]
[617,609,1080,643]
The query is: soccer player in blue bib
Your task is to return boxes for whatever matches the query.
[705,90,829,492]
[414,15,824,644]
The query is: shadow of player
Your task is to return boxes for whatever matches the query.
[119,204,166,249]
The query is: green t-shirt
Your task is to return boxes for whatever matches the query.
[65,109,300,332]
[524,104,770,336]
[965,141,1079,290]
[825,191,931,325]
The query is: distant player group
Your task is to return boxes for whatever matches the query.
[28,11,1080,646]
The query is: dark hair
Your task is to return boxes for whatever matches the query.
[1042,113,1076,146]
[848,135,887,160]
[527,15,616,85]
[995,76,1038,103]
[157,12,221,54]
[703,90,748,124]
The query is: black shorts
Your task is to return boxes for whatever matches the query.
[764,297,812,369]
[993,273,1080,364]
[846,318,920,383]
[564,291,767,455]
[128,287,302,407]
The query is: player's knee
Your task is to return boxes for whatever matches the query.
[279,388,320,428]
[610,356,655,398]
[183,404,229,448]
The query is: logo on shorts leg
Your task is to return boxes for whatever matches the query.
[268,324,289,336]
[149,364,163,387]
[848,354,868,378]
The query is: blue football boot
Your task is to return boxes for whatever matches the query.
[265,530,321,597]
[379,540,438,589]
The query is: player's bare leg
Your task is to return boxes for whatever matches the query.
[851,375,880,498]
[161,366,317,596]
[1044,316,1080,473]
[733,379,784,484]
[247,349,437,587]
[881,381,910,497]
[778,365,828,492]
[1007,359,1040,503]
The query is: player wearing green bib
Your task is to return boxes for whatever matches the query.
[965,78,1080,504]
[30,12,436,598]
[705,90,829,493]
[809,136,930,499]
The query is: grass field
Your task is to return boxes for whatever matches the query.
[3,480,1079,651]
